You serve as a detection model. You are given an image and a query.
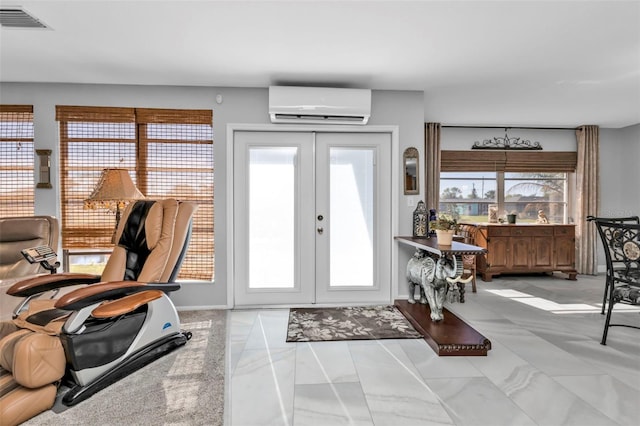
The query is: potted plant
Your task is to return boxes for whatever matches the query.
[429,214,458,245]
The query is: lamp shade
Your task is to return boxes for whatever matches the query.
[84,168,145,211]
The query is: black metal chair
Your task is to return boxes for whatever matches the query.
[587,216,640,314]
[587,217,640,345]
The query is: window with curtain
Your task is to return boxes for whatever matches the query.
[56,106,214,280]
[439,151,576,224]
[0,105,35,217]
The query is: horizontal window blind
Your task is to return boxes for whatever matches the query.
[0,105,35,217]
[504,151,577,172]
[56,106,135,123]
[441,150,577,172]
[441,151,506,172]
[58,116,137,248]
[137,108,214,280]
[57,106,214,280]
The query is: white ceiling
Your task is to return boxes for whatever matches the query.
[1,0,639,128]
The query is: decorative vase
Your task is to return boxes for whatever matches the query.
[435,229,454,245]
[428,209,437,236]
[507,214,517,224]
[488,204,498,223]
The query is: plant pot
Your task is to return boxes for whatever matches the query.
[507,214,517,224]
[435,229,454,245]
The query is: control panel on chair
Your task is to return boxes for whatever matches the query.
[21,245,60,274]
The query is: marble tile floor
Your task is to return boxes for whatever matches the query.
[224,274,640,426]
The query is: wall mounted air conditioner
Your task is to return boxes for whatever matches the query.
[269,86,371,125]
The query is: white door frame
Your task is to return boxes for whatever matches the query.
[226,123,399,308]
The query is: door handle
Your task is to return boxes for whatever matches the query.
[317,227,324,234]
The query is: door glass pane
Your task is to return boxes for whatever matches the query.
[330,148,374,287]
[249,147,296,288]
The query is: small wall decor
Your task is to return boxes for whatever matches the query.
[35,149,52,188]
[413,200,427,237]
[403,147,419,195]
[472,128,542,150]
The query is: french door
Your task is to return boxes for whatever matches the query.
[233,130,391,306]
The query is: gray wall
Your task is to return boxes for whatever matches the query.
[597,123,640,271]
[441,127,577,151]
[600,124,640,217]
[0,83,425,308]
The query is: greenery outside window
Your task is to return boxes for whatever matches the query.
[505,172,568,223]
[439,172,497,221]
[440,171,569,223]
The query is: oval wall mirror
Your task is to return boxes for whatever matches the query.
[403,147,419,195]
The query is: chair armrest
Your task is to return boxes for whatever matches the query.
[91,290,164,318]
[54,281,147,310]
[7,273,102,297]
[54,281,182,311]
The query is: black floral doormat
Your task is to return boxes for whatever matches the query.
[286,305,422,342]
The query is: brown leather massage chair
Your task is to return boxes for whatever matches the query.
[0,216,59,279]
[0,199,197,425]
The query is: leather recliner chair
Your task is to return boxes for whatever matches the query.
[0,216,59,279]
[0,199,197,425]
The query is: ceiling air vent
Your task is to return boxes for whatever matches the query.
[0,8,49,29]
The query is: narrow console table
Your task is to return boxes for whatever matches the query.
[394,236,491,356]
[395,235,487,303]
[395,236,486,258]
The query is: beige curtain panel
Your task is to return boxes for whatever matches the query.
[575,125,600,275]
[425,123,441,211]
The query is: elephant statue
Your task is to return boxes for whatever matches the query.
[423,256,459,321]
[407,252,463,322]
[406,250,429,304]
[407,250,468,321]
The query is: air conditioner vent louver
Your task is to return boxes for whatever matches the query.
[274,114,368,122]
[0,8,49,29]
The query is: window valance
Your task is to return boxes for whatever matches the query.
[55,107,212,124]
[0,104,33,116]
[441,150,577,172]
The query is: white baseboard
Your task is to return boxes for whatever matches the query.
[176,305,229,311]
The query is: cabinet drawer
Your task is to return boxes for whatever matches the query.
[510,227,553,237]
[554,226,574,237]
[486,226,511,237]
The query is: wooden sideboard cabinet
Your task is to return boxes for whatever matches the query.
[471,224,577,281]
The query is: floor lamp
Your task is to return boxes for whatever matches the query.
[84,168,145,243]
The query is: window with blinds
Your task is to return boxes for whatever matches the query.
[0,105,35,217]
[56,106,214,281]
[439,150,577,224]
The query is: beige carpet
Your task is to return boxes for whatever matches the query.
[24,310,226,426]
